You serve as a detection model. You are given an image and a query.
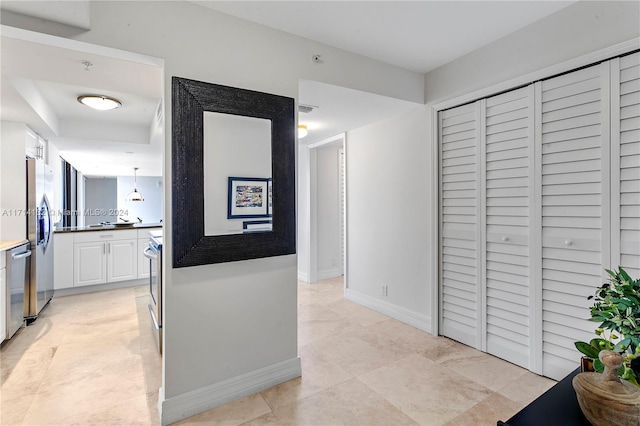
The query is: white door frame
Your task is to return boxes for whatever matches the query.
[305,133,346,284]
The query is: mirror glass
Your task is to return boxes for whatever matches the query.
[203,112,272,235]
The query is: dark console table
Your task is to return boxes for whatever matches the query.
[498,368,592,426]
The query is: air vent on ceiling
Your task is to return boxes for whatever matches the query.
[298,104,318,114]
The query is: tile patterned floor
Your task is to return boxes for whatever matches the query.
[1,277,556,425]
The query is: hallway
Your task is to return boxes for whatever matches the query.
[176,277,556,425]
[1,278,556,425]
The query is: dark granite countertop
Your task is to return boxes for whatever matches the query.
[54,223,162,233]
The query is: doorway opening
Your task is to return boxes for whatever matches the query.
[306,133,346,285]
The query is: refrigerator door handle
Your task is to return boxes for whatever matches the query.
[39,193,53,252]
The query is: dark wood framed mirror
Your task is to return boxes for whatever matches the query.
[172,77,296,267]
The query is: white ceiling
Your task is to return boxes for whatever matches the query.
[0,30,163,177]
[1,1,576,172]
[192,1,576,74]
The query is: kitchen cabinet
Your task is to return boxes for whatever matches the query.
[106,239,137,282]
[74,242,107,286]
[73,230,137,287]
[1,254,6,343]
[54,233,74,289]
[24,127,45,161]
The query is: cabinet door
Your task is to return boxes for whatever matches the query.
[440,102,481,349]
[483,86,535,370]
[107,239,137,282]
[1,267,6,342]
[74,242,107,286]
[54,233,74,289]
[25,127,39,158]
[612,52,640,277]
[539,63,609,380]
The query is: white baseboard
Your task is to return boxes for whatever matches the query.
[298,271,309,282]
[344,288,432,334]
[159,357,301,426]
[53,278,146,297]
[317,268,341,281]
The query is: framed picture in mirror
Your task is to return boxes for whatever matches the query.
[228,177,270,219]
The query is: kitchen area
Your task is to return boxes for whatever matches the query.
[0,112,165,345]
[0,25,165,424]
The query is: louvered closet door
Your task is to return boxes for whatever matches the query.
[612,53,640,277]
[440,102,481,348]
[539,63,609,380]
[483,87,534,369]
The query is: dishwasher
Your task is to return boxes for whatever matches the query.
[6,243,31,339]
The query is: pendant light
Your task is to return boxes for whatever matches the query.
[126,167,144,201]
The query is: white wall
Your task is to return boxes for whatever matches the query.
[316,146,341,279]
[0,122,27,241]
[425,1,640,103]
[25,1,425,423]
[345,107,432,330]
[116,176,163,224]
[83,177,116,225]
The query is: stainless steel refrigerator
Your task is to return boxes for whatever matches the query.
[26,157,54,323]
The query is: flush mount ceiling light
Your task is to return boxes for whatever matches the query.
[77,95,122,111]
[298,125,309,138]
[126,167,144,202]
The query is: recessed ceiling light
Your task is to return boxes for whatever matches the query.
[77,95,122,111]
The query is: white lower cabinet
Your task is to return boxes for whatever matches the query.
[107,239,137,282]
[54,233,74,289]
[1,256,6,343]
[54,228,162,289]
[74,242,108,286]
[54,229,139,289]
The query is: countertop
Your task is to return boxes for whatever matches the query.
[0,239,30,251]
[55,223,162,234]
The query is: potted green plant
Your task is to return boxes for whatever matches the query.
[575,267,640,386]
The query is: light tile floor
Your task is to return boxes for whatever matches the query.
[1,277,556,425]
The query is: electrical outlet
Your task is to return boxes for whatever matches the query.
[381,285,388,297]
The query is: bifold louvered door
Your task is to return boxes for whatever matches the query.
[538,63,609,379]
[612,52,640,278]
[483,87,534,370]
[440,51,640,380]
[440,103,481,348]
